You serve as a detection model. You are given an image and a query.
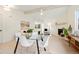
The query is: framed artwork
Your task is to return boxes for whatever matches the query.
[20,20,30,27]
[35,24,41,29]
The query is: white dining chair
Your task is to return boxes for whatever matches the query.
[15,32,35,47]
[38,34,51,51]
[15,32,35,54]
[19,35,34,47]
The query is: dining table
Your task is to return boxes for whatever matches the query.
[14,32,50,54]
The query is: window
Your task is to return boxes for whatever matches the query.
[75,10,79,30]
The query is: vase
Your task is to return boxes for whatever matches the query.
[26,33,32,39]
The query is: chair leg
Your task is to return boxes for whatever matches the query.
[44,47,46,51]
[14,37,19,54]
[41,36,43,41]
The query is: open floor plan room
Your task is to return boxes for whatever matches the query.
[0,5,79,54]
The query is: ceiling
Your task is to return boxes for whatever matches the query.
[14,5,49,11]
[12,5,69,13]
[0,5,70,14]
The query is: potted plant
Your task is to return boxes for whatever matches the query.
[26,29,33,39]
[63,28,68,37]
[27,29,33,33]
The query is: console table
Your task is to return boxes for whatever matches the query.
[67,35,79,50]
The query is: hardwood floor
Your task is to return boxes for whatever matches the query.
[47,35,79,54]
[0,34,78,54]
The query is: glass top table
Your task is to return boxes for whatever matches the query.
[14,32,50,54]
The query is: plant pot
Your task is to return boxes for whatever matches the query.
[26,33,32,39]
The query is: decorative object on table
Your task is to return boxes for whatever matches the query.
[63,28,68,37]
[26,29,33,39]
[68,25,72,33]
[23,31,27,33]
[22,29,33,39]
[44,28,50,35]
[27,29,33,33]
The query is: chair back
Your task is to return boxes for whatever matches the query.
[15,32,34,47]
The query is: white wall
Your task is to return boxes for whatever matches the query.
[0,6,71,43]
[24,6,69,35]
[0,6,27,43]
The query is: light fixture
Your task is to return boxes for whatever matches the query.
[40,9,43,16]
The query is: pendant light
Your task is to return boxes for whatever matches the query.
[40,9,43,16]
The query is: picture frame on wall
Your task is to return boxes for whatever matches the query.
[35,24,41,29]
